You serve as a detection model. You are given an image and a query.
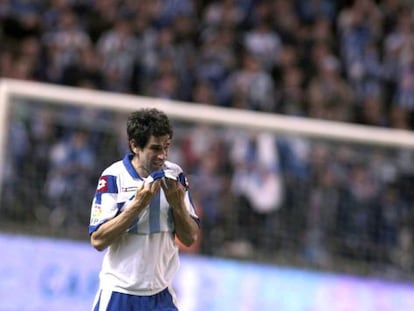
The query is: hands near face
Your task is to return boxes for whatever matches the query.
[161,178,185,208]
[132,177,185,210]
[132,179,161,209]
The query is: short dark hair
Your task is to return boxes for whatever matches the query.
[127,108,173,150]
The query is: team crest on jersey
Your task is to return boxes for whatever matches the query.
[97,176,108,192]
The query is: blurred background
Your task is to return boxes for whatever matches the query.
[1,0,414,310]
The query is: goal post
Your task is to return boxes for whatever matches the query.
[1,78,414,275]
[1,77,414,206]
[1,78,413,165]
[1,78,414,147]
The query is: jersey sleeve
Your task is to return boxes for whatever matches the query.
[89,174,120,234]
[180,172,200,226]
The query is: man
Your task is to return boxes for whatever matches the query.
[89,108,200,311]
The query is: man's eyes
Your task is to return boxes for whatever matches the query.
[150,145,170,151]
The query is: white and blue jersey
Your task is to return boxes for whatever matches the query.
[89,153,199,298]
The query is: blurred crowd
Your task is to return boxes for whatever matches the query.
[1,0,414,280]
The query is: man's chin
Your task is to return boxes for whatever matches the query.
[151,164,164,172]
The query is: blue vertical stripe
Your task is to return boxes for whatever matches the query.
[128,219,139,234]
[149,192,161,233]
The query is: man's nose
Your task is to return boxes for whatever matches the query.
[158,150,167,159]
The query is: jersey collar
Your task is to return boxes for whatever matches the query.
[123,153,144,180]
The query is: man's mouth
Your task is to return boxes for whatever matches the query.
[153,162,164,169]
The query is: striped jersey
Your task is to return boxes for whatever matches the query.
[89,153,199,296]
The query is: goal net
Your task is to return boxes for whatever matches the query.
[1,78,414,280]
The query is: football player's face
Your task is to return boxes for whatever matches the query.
[138,135,171,172]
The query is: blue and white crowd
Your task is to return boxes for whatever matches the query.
[1,0,414,280]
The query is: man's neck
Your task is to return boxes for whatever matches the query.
[131,156,151,178]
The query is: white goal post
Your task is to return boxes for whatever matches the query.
[1,78,414,197]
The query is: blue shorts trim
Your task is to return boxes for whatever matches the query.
[93,287,178,311]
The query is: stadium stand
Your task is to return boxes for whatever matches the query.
[1,0,414,282]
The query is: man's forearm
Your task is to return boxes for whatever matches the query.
[90,202,145,251]
[172,204,199,247]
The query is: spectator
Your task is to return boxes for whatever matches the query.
[306,54,355,122]
[42,8,91,81]
[1,106,31,220]
[196,26,237,100]
[230,131,284,253]
[243,17,281,70]
[303,145,340,267]
[61,45,104,88]
[203,0,245,29]
[44,129,96,227]
[96,12,139,92]
[221,51,276,111]
[338,162,380,261]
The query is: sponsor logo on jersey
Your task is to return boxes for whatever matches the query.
[121,186,138,192]
[97,176,108,192]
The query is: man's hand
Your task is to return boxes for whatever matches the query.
[131,179,161,210]
[161,178,185,208]
[91,179,161,251]
[161,177,198,247]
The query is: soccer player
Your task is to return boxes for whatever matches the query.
[89,108,200,311]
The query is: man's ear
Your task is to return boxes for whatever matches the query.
[130,139,139,154]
